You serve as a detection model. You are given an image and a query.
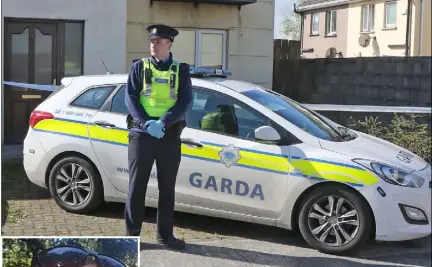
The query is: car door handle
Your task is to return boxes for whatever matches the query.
[93,121,116,128]
[181,138,203,148]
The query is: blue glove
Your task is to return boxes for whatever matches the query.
[145,120,165,139]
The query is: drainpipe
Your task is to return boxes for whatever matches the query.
[419,0,424,55]
[293,3,304,50]
[405,0,412,56]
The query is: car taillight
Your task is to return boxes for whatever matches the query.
[29,110,54,128]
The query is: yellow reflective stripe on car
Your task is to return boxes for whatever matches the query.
[183,142,289,174]
[88,125,128,145]
[33,118,89,139]
[289,158,379,186]
[33,118,379,187]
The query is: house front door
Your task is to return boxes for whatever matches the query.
[3,20,59,144]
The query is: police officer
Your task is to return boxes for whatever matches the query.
[124,24,192,250]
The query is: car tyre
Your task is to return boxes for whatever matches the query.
[298,184,373,255]
[49,156,104,213]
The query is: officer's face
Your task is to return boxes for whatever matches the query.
[150,38,172,58]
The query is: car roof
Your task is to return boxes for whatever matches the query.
[61,74,266,94]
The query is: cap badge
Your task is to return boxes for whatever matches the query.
[151,28,157,34]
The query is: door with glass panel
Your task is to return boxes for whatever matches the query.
[3,21,58,144]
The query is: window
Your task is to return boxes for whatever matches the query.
[185,88,272,141]
[325,10,337,35]
[241,89,344,141]
[361,4,375,32]
[110,85,129,114]
[385,1,397,28]
[70,86,115,109]
[311,13,320,35]
[171,29,227,69]
[64,22,84,77]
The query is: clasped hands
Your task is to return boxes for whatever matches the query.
[141,120,165,138]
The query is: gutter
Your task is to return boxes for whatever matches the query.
[296,0,363,12]
[294,3,304,50]
[419,0,424,55]
[405,0,412,56]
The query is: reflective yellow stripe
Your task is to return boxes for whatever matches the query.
[33,119,88,138]
[88,125,128,145]
[289,159,379,186]
[34,118,380,187]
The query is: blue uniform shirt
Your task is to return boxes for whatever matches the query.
[125,53,192,133]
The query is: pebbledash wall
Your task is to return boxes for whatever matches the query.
[126,0,275,88]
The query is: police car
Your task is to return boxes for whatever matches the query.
[22,68,431,254]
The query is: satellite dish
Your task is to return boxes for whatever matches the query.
[358,33,370,47]
[325,47,337,58]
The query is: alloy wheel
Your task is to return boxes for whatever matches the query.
[54,163,92,206]
[307,195,360,247]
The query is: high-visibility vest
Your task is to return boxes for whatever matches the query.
[139,57,180,117]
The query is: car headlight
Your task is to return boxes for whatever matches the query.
[352,159,425,188]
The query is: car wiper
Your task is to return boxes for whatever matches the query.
[336,127,353,141]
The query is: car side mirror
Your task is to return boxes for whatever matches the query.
[254,126,281,142]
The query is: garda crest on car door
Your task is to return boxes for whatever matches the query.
[175,88,291,220]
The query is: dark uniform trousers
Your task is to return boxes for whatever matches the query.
[125,122,183,238]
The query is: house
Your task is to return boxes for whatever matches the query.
[295,0,431,58]
[295,0,350,58]
[2,0,274,145]
[346,0,431,57]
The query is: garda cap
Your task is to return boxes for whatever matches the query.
[147,24,179,42]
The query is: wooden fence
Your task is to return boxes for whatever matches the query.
[272,39,301,100]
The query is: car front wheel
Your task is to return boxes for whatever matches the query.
[48,156,104,213]
[298,184,373,254]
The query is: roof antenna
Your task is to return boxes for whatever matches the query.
[102,61,113,74]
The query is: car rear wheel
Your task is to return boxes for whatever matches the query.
[298,184,373,254]
[48,156,104,213]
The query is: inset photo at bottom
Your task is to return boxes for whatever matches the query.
[2,237,139,267]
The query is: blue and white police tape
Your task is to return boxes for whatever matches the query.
[2,81,56,92]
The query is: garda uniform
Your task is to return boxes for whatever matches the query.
[124,24,192,250]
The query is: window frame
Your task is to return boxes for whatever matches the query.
[186,86,302,146]
[68,84,117,110]
[102,84,129,115]
[384,1,397,28]
[174,28,227,69]
[310,13,320,35]
[361,4,375,32]
[325,10,337,36]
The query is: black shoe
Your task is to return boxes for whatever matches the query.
[156,236,186,250]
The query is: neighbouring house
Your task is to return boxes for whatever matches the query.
[295,0,350,58]
[295,0,431,58]
[2,0,274,145]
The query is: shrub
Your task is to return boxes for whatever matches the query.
[348,113,431,163]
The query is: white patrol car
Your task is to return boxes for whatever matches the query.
[23,68,431,254]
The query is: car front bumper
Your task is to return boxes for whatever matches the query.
[361,180,431,241]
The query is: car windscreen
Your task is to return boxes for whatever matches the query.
[241,89,343,141]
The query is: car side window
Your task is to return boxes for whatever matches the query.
[185,88,272,141]
[110,85,129,115]
[70,86,115,109]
